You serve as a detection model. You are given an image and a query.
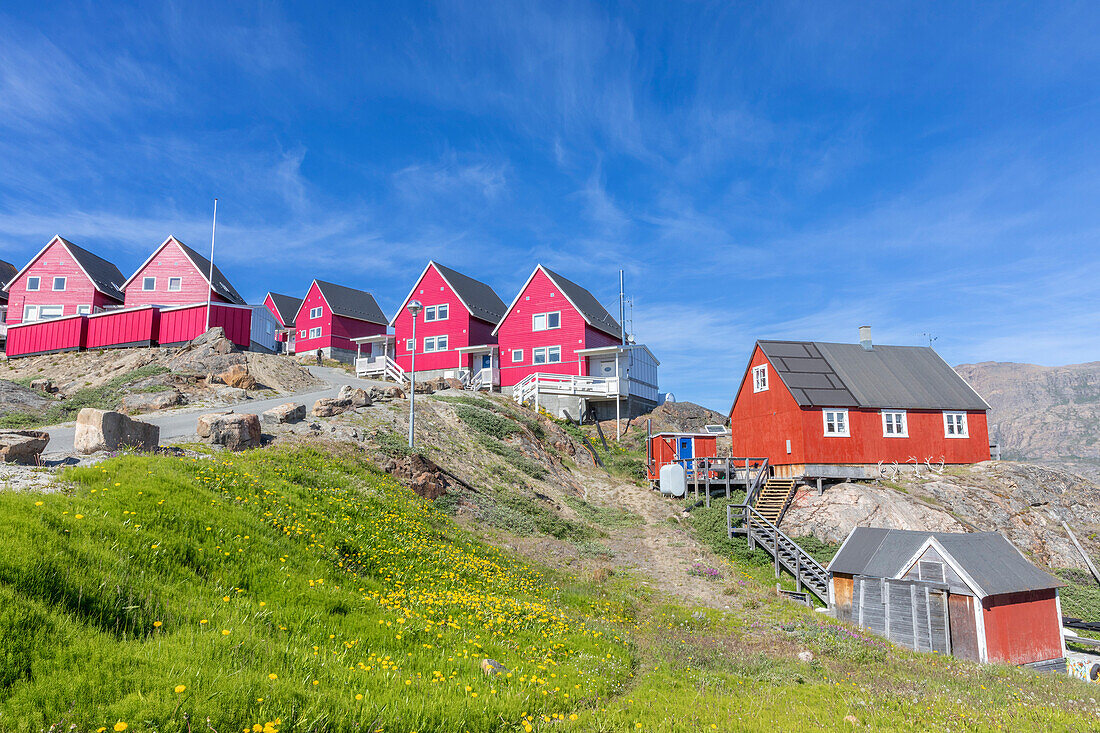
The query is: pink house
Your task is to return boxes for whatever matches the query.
[3,236,125,325]
[294,280,387,362]
[388,261,506,386]
[263,292,303,354]
[122,235,246,308]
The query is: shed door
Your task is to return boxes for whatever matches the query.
[678,437,693,460]
[481,354,491,370]
[948,594,980,662]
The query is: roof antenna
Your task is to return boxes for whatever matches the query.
[205,198,217,331]
[922,332,938,349]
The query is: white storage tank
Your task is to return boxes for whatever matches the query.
[659,462,687,498]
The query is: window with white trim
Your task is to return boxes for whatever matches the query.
[752,364,768,392]
[532,311,561,331]
[309,306,322,319]
[533,346,561,364]
[308,326,322,339]
[881,410,908,437]
[823,408,849,436]
[143,277,156,291]
[511,349,523,363]
[424,304,449,322]
[944,411,968,438]
[52,277,66,291]
[424,335,449,352]
[26,277,40,291]
[300,329,307,338]
[23,305,38,321]
[168,277,182,291]
[39,305,63,319]
[77,305,91,315]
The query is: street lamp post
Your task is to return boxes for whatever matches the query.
[407,300,422,449]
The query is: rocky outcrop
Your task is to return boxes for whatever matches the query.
[382,453,449,500]
[262,403,306,425]
[196,412,261,451]
[74,409,159,453]
[383,386,406,400]
[0,430,49,463]
[216,387,250,402]
[30,379,57,393]
[122,390,181,414]
[312,397,351,417]
[219,364,257,390]
[0,380,53,417]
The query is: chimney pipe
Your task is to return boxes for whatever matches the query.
[859,325,873,351]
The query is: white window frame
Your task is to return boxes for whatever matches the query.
[406,339,414,352]
[511,349,523,363]
[142,276,156,291]
[881,410,908,438]
[23,304,38,321]
[77,305,91,315]
[532,311,561,332]
[424,335,450,353]
[533,347,547,365]
[436,334,448,351]
[308,326,322,339]
[309,306,323,319]
[752,364,768,393]
[52,276,66,291]
[168,277,182,291]
[39,305,64,319]
[300,329,307,338]
[944,411,969,438]
[823,408,850,437]
[26,276,40,291]
[424,304,449,322]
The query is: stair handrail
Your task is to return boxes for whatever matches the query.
[727,501,829,603]
[744,458,770,505]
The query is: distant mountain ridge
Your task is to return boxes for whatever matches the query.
[954,360,1100,460]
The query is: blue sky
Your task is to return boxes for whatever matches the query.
[2,2,1100,410]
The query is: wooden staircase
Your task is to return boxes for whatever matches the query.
[727,503,830,604]
[752,477,798,526]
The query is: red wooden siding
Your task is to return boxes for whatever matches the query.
[124,239,229,308]
[5,315,86,357]
[5,239,121,324]
[730,345,991,466]
[86,307,159,349]
[647,434,719,480]
[294,282,385,354]
[393,264,493,372]
[157,304,251,348]
[982,589,1063,664]
[263,293,287,326]
[497,269,616,386]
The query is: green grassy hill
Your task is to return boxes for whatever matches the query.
[1,444,1097,731]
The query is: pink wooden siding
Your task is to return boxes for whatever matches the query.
[124,239,229,308]
[5,315,86,357]
[5,239,121,324]
[263,293,287,326]
[85,306,159,349]
[496,269,616,386]
[293,281,385,354]
[392,264,496,372]
[157,304,251,348]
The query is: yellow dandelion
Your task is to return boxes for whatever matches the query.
[355,693,363,700]
[74,514,84,519]
[175,684,186,693]
[268,673,278,680]
[35,501,43,506]
[114,724,128,732]
[221,629,231,636]
[153,621,162,628]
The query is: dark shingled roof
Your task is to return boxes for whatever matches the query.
[758,340,989,411]
[314,280,387,324]
[431,262,507,325]
[265,292,303,326]
[827,528,1064,598]
[174,239,246,305]
[541,266,622,339]
[61,238,126,302]
[0,259,16,301]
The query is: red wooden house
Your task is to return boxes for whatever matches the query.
[728,328,991,480]
[388,261,506,386]
[293,280,387,362]
[3,236,125,325]
[828,528,1066,666]
[263,292,303,354]
[122,235,246,308]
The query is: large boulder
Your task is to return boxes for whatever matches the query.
[196,412,261,451]
[262,403,306,425]
[219,364,257,390]
[382,453,449,500]
[0,430,49,463]
[74,409,160,454]
[383,386,406,400]
[216,386,250,402]
[122,390,181,414]
[29,379,57,394]
[337,385,371,407]
[312,397,351,417]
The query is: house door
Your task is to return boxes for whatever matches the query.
[480,354,491,370]
[678,437,693,460]
[948,594,980,662]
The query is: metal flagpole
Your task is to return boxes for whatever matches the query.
[205,198,218,331]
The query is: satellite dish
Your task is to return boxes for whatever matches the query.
[627,333,636,344]
[660,392,675,404]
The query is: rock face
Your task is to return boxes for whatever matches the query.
[0,430,50,463]
[337,385,371,407]
[382,453,449,500]
[262,403,306,425]
[196,412,261,451]
[216,387,250,401]
[312,397,351,417]
[0,379,53,418]
[74,409,160,453]
[219,364,257,390]
[30,378,57,393]
[122,390,181,414]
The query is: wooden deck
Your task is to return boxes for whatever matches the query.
[671,457,769,508]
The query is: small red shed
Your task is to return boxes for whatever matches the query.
[85,306,160,350]
[5,313,87,357]
[646,432,719,481]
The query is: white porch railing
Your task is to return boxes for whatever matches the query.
[355,355,407,383]
[513,373,621,406]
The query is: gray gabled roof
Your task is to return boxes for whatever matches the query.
[757,340,989,411]
[174,239,246,305]
[431,262,507,324]
[541,266,622,339]
[313,280,387,325]
[827,527,1063,597]
[0,259,16,301]
[265,292,303,326]
[60,238,126,301]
